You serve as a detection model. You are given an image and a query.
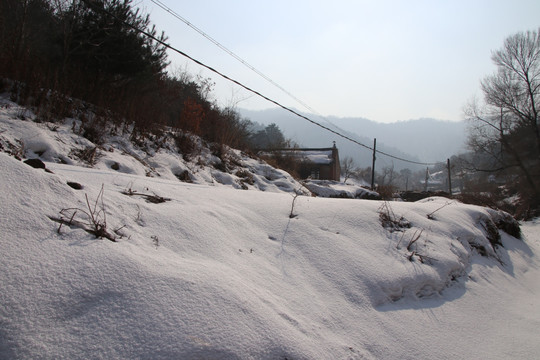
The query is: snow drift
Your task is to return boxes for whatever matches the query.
[1,95,540,359]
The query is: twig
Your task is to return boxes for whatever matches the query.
[396,231,406,249]
[289,189,301,218]
[427,201,453,220]
[53,184,116,241]
[121,190,170,203]
[407,229,424,251]
[406,251,438,263]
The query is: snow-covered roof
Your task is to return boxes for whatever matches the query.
[298,150,334,164]
[262,148,336,165]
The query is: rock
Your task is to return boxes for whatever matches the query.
[24,158,46,169]
[67,181,83,190]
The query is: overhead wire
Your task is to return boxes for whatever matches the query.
[83,0,440,166]
[148,0,381,161]
[148,0,322,117]
[149,0,374,154]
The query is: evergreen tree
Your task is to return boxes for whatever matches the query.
[62,0,169,85]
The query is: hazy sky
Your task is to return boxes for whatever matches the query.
[139,0,540,123]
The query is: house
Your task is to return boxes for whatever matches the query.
[260,143,341,181]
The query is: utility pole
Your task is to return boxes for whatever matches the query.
[424,167,429,192]
[405,176,409,192]
[371,138,376,190]
[447,158,452,195]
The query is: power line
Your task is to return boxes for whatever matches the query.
[148,0,360,149]
[148,0,322,116]
[81,0,440,167]
[147,2,441,167]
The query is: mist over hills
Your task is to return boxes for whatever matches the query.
[240,108,467,170]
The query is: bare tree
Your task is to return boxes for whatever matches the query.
[377,164,395,187]
[465,28,540,204]
[341,156,355,183]
[399,168,412,191]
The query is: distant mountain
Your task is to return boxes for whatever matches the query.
[240,108,467,170]
[326,116,468,163]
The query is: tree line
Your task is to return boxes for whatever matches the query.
[0,0,288,151]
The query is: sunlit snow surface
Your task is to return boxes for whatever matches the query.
[1,97,539,359]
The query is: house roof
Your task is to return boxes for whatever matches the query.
[295,150,334,165]
[259,147,337,165]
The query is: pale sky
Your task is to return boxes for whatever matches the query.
[138,0,540,123]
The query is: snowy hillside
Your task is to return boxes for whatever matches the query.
[1,98,540,359]
[0,97,311,196]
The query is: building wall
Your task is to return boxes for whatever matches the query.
[297,146,340,181]
[331,147,340,181]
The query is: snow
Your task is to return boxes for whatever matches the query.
[0,96,306,195]
[1,98,540,359]
[300,150,333,165]
[303,179,378,199]
[260,149,334,165]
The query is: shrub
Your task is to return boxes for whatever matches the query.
[236,169,254,185]
[378,201,410,232]
[479,216,502,248]
[175,170,192,182]
[174,132,198,161]
[53,185,116,242]
[489,210,522,239]
[260,151,300,180]
[69,146,102,166]
[375,185,396,201]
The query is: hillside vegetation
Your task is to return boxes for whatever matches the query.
[0,0,265,152]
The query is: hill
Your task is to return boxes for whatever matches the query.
[240,108,467,168]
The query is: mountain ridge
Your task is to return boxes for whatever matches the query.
[240,107,467,169]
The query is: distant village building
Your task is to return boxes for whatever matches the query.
[260,144,341,181]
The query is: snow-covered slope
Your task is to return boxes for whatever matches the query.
[1,97,540,359]
[0,95,307,196]
[303,179,379,199]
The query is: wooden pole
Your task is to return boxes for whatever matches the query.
[371,138,376,190]
[405,176,409,192]
[424,167,429,192]
[447,158,452,195]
